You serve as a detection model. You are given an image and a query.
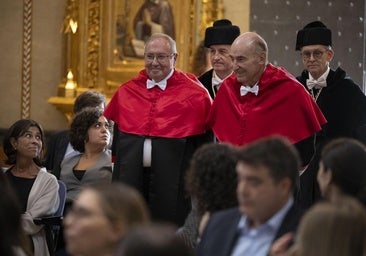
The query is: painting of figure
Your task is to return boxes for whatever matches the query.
[116,0,176,59]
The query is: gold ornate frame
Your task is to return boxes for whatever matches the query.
[49,0,223,120]
[102,0,200,97]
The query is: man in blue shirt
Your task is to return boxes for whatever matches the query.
[197,136,303,256]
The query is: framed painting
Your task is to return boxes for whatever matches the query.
[100,0,199,96]
[55,0,224,100]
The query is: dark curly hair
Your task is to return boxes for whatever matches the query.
[69,108,109,153]
[2,119,45,166]
[185,143,238,217]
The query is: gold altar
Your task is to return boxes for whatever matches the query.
[49,0,224,121]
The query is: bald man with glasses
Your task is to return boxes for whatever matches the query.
[295,21,366,209]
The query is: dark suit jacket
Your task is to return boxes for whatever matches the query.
[196,204,302,256]
[44,130,69,179]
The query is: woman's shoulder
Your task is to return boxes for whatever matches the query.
[99,150,113,166]
[38,167,58,182]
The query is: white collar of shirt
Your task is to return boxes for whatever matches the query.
[146,69,174,91]
[306,66,330,90]
[237,196,294,236]
[212,70,232,89]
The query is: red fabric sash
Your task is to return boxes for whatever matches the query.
[104,69,212,138]
[208,64,327,145]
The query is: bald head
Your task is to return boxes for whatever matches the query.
[232,32,268,61]
[230,32,268,85]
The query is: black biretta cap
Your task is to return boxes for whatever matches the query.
[295,21,332,51]
[204,19,240,48]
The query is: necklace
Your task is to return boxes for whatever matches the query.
[310,88,323,101]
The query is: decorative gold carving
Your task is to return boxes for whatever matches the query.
[200,0,224,39]
[22,0,33,119]
[49,0,222,120]
[63,0,79,34]
[86,0,101,89]
[47,97,75,123]
[58,0,79,99]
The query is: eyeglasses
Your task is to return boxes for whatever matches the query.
[301,50,327,60]
[144,53,175,63]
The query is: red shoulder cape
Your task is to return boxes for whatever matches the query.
[208,64,327,145]
[104,69,212,138]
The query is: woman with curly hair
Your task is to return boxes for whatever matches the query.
[60,107,112,206]
[177,143,238,248]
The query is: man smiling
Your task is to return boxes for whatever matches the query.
[208,32,326,169]
[104,33,211,226]
[198,19,240,99]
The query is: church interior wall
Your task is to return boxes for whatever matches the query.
[0,0,364,134]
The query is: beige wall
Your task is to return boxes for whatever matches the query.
[223,0,250,33]
[0,0,67,131]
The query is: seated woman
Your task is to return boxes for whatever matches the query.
[60,107,112,205]
[64,182,150,256]
[317,137,366,205]
[2,119,60,256]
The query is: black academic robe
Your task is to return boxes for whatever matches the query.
[112,131,209,226]
[198,69,215,99]
[297,67,366,208]
[104,69,212,226]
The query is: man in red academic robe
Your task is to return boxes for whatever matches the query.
[104,33,212,226]
[208,32,327,201]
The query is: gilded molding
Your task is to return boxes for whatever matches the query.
[86,0,101,89]
[200,0,224,39]
[22,0,33,119]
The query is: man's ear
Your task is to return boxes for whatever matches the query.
[258,51,266,64]
[326,49,334,62]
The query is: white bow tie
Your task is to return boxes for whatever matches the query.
[240,85,259,96]
[212,76,223,88]
[146,79,167,90]
[306,78,327,90]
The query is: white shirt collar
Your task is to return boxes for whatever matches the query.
[308,66,330,82]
